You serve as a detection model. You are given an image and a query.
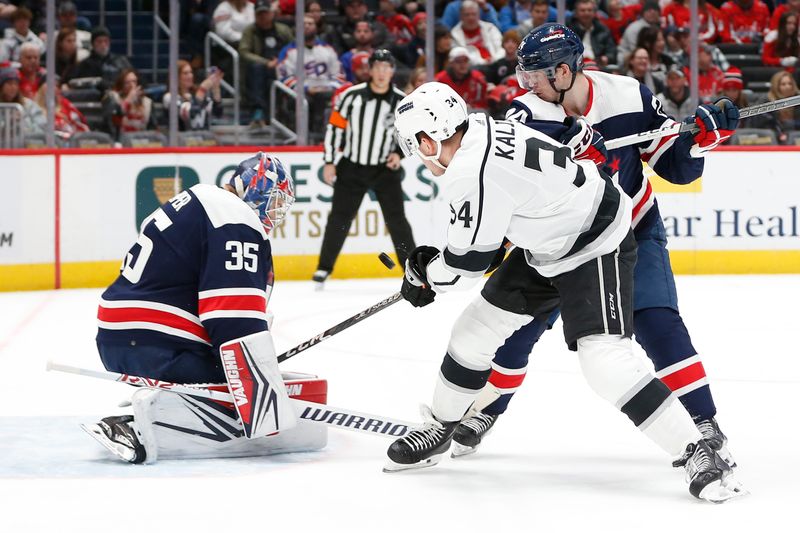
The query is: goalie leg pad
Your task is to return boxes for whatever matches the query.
[219,330,296,438]
[577,334,702,457]
[131,377,328,463]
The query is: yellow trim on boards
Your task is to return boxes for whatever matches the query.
[644,163,703,193]
[2,251,800,292]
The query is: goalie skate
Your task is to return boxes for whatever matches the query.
[683,440,748,503]
[81,415,146,464]
[383,406,458,473]
[451,413,499,458]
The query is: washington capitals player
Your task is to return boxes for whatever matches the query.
[385,82,743,502]
[83,153,326,463]
[452,24,740,470]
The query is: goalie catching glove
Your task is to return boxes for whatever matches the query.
[402,245,439,308]
[684,97,740,156]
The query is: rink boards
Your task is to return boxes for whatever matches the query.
[1,146,799,291]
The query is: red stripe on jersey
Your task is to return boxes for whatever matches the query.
[660,361,707,391]
[488,369,527,389]
[631,180,653,221]
[98,306,211,343]
[198,295,267,314]
[641,133,678,163]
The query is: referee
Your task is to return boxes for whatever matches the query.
[313,49,416,287]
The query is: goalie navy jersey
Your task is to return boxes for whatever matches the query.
[97,184,273,353]
[507,70,704,228]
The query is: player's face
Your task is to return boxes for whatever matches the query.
[518,67,559,101]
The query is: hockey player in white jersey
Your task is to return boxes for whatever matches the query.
[83,152,328,464]
[385,82,743,502]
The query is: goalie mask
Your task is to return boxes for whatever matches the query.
[394,82,468,170]
[229,152,295,233]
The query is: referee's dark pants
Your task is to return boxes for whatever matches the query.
[317,158,415,273]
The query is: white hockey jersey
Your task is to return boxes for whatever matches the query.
[426,114,632,289]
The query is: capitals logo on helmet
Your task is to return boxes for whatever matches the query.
[229,152,295,233]
[517,23,584,79]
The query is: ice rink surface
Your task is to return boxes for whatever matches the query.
[1,275,798,532]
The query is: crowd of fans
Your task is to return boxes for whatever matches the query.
[3,0,800,145]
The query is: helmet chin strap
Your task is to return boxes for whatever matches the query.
[548,67,578,105]
[420,139,448,171]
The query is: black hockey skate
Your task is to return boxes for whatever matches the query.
[672,417,736,469]
[681,440,747,503]
[384,406,458,472]
[81,415,146,464]
[451,412,499,458]
[311,270,329,291]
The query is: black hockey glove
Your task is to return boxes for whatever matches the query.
[401,245,439,308]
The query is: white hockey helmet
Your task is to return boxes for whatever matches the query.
[394,82,468,168]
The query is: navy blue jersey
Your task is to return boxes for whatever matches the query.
[97,184,274,353]
[507,71,704,228]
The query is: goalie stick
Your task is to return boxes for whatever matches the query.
[47,361,414,438]
[605,94,800,150]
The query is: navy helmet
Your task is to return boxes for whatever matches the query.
[517,23,584,78]
[228,152,295,233]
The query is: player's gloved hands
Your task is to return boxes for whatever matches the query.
[401,245,439,308]
[559,116,607,166]
[685,97,740,156]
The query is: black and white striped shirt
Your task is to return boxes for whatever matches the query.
[324,83,406,166]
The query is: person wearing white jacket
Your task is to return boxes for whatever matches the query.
[212,0,255,45]
[450,0,504,66]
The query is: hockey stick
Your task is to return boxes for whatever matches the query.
[47,361,413,438]
[276,291,403,363]
[605,94,800,150]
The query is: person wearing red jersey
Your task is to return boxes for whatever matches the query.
[601,0,641,44]
[377,0,414,45]
[683,44,725,103]
[434,46,488,109]
[762,11,800,68]
[769,0,800,30]
[720,0,770,43]
[17,42,44,99]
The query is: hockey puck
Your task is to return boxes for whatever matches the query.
[378,252,396,270]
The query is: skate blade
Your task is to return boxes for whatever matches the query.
[80,423,137,464]
[450,442,478,458]
[698,475,749,504]
[313,282,325,292]
[717,446,738,469]
[382,453,444,473]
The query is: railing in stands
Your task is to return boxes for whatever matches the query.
[0,104,23,149]
[204,31,241,145]
[270,81,304,145]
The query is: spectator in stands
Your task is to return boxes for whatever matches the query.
[602,0,641,44]
[0,2,15,23]
[278,14,343,141]
[762,11,800,69]
[568,0,617,68]
[697,0,731,43]
[485,29,521,86]
[34,81,89,140]
[212,0,255,46]
[441,0,501,31]
[0,7,44,62]
[55,28,88,82]
[377,0,414,46]
[656,65,693,119]
[163,60,224,131]
[182,0,217,64]
[17,42,44,99]
[451,0,504,65]
[719,66,765,129]
[416,24,452,72]
[0,67,45,136]
[102,69,157,142]
[396,12,425,67]
[626,47,663,94]
[332,51,371,105]
[403,65,426,93]
[765,70,800,142]
[487,77,526,119]
[770,0,800,30]
[684,44,724,103]
[516,0,552,37]
[636,26,672,82]
[617,0,660,66]
[720,0,770,43]
[498,0,533,33]
[65,26,132,91]
[57,1,91,52]
[307,2,338,47]
[663,0,690,30]
[331,0,390,55]
[240,0,292,127]
[341,21,375,82]
[434,46,488,110]
[664,25,689,66]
